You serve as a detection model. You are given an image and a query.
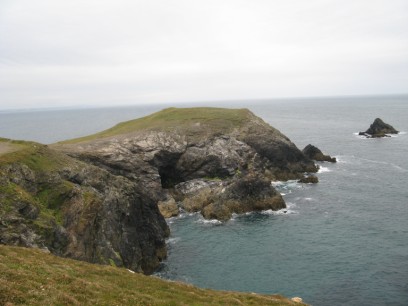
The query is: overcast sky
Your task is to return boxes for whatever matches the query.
[0,0,407,110]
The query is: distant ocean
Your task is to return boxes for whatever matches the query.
[1,95,407,306]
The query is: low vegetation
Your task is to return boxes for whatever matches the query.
[60,107,252,144]
[0,245,305,306]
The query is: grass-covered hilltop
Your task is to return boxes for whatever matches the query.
[0,107,323,304]
[0,245,306,305]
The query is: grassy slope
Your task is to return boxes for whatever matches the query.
[59,107,252,144]
[0,138,71,170]
[0,128,306,306]
[0,138,81,241]
[0,245,305,306]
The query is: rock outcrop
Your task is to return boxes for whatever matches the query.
[1,107,321,273]
[0,140,169,274]
[359,118,399,138]
[55,107,318,221]
[302,144,336,163]
[298,175,319,184]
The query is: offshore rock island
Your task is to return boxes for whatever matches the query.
[1,107,322,275]
[359,118,399,138]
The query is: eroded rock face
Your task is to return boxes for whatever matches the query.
[58,108,317,221]
[302,144,336,163]
[359,118,399,138]
[201,175,286,221]
[0,146,169,274]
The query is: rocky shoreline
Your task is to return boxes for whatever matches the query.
[1,107,334,274]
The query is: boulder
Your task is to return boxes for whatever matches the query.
[359,118,399,138]
[157,197,179,218]
[201,175,286,221]
[302,144,336,163]
[298,175,319,184]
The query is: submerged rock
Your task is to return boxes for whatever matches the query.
[359,118,399,138]
[302,144,336,163]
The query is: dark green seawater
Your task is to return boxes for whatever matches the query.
[1,95,407,305]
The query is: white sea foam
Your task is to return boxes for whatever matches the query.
[318,166,331,173]
[261,202,298,215]
[272,180,300,191]
[166,211,200,224]
[334,156,347,163]
[194,217,222,225]
[354,131,405,139]
[166,237,181,245]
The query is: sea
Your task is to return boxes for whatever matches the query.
[1,95,407,306]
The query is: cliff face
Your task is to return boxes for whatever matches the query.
[0,140,169,274]
[1,107,318,272]
[56,107,317,220]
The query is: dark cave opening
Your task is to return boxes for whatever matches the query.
[158,164,183,188]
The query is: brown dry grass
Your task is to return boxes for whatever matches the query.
[0,245,307,306]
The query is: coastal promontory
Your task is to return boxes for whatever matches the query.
[1,107,319,273]
[55,107,318,220]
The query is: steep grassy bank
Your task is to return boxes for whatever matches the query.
[0,245,306,306]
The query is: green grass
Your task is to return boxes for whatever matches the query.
[60,107,252,144]
[0,245,305,306]
[0,139,72,172]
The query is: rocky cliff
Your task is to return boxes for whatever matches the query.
[0,139,169,274]
[1,107,319,272]
[55,107,318,220]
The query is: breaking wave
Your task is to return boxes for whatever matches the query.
[318,166,331,173]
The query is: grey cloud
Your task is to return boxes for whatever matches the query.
[0,0,407,109]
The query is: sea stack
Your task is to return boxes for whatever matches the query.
[359,118,399,138]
